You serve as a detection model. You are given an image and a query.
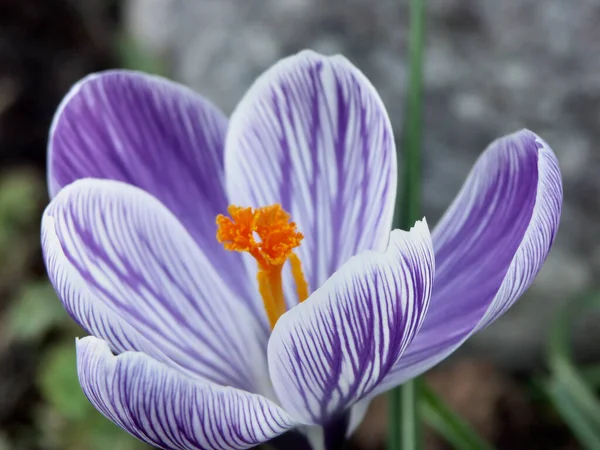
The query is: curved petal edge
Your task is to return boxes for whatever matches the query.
[476,131,562,326]
[268,220,434,424]
[47,69,254,303]
[44,178,269,393]
[225,49,398,306]
[373,129,562,394]
[42,211,172,362]
[77,336,297,450]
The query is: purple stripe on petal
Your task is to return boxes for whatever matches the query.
[374,130,562,394]
[225,50,397,307]
[42,215,177,366]
[267,221,434,424]
[77,337,297,450]
[44,179,271,394]
[48,69,253,305]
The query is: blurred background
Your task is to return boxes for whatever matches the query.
[0,0,598,449]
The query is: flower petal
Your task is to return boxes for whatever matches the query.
[375,130,562,393]
[77,336,297,450]
[43,178,270,394]
[48,69,252,301]
[347,399,372,437]
[225,50,397,305]
[267,221,434,424]
[43,215,172,362]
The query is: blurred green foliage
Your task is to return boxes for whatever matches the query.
[7,282,66,341]
[0,33,166,449]
[0,169,148,450]
[420,384,495,450]
[0,32,167,450]
[544,292,600,449]
[39,343,87,421]
[423,291,600,450]
[10,281,149,450]
[115,34,166,76]
[37,343,147,450]
[0,170,45,288]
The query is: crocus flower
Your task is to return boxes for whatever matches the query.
[41,50,562,450]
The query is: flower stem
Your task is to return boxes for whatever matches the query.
[393,0,426,230]
[389,0,426,448]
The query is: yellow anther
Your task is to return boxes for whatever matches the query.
[216,204,309,328]
[289,253,309,303]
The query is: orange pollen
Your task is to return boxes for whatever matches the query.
[216,204,309,329]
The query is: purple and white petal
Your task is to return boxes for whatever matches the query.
[42,215,174,364]
[77,336,297,450]
[225,50,397,307]
[43,178,270,394]
[374,130,562,393]
[48,70,252,302]
[347,399,372,437]
[268,221,434,424]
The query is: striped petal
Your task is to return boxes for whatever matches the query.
[375,130,562,393]
[42,178,270,394]
[48,70,252,303]
[225,50,397,307]
[77,336,296,450]
[42,217,173,363]
[267,221,434,424]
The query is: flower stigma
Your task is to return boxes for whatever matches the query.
[216,204,309,329]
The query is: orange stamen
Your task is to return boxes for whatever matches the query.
[288,253,309,303]
[216,204,309,328]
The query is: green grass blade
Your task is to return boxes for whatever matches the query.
[545,292,600,448]
[420,383,496,450]
[388,0,427,448]
[546,379,600,449]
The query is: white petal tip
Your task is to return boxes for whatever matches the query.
[411,217,429,231]
[76,335,109,353]
[389,218,430,241]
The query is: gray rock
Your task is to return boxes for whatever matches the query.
[125,0,600,369]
